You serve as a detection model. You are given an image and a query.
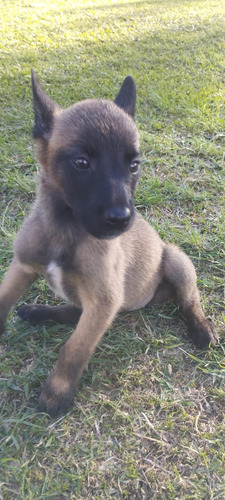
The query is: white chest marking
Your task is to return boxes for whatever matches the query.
[46,261,69,301]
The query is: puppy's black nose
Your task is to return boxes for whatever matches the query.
[104,207,131,226]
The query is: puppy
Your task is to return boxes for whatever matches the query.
[0,72,217,415]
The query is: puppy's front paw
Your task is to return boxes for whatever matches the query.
[17,304,43,324]
[38,375,75,417]
[187,318,218,348]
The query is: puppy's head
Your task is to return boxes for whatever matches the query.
[31,71,141,239]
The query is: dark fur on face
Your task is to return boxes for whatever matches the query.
[49,101,140,238]
[33,73,140,239]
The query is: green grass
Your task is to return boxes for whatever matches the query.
[0,0,224,498]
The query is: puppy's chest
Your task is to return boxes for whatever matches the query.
[46,261,69,300]
[45,260,81,306]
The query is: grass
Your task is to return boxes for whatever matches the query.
[0,0,224,498]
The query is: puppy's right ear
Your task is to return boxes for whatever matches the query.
[31,71,61,141]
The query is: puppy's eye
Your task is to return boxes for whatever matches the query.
[129,160,140,174]
[72,157,90,170]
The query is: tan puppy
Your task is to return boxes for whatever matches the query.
[0,73,217,415]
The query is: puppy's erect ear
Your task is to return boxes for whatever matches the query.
[31,70,61,141]
[114,76,136,117]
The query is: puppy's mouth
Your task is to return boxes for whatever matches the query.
[91,223,130,240]
[71,202,135,239]
[89,213,135,240]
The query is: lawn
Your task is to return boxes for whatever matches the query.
[0,0,224,498]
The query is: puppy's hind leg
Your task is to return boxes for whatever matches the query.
[149,279,176,305]
[162,244,218,348]
[0,259,37,334]
[17,303,81,325]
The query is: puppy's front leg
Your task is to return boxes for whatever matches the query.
[38,299,120,416]
[0,259,37,334]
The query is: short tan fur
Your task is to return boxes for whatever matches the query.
[0,73,217,416]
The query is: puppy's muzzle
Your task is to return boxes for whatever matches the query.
[104,206,131,230]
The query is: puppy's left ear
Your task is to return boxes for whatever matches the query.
[114,76,136,117]
[31,70,61,141]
